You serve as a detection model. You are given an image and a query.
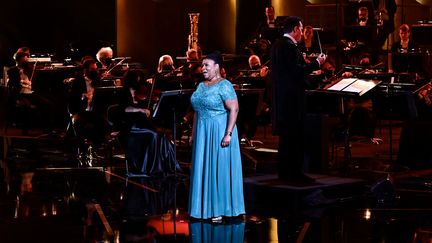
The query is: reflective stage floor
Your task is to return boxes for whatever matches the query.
[2,122,432,243]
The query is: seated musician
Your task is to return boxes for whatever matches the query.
[309,59,337,90]
[391,24,419,55]
[356,6,375,27]
[254,5,279,45]
[68,58,105,148]
[247,38,272,66]
[389,24,423,78]
[298,25,321,60]
[7,50,53,134]
[185,49,202,72]
[181,49,203,86]
[247,55,269,78]
[118,69,156,131]
[236,54,271,145]
[157,54,176,74]
[96,47,114,70]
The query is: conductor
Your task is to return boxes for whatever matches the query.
[271,16,326,183]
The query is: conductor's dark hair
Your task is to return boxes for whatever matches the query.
[283,16,302,34]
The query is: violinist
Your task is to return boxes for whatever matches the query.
[96,47,114,70]
[118,69,158,130]
[96,47,128,79]
[69,58,105,148]
[298,25,321,60]
[308,59,338,90]
[248,54,269,78]
[7,50,53,134]
[8,51,33,96]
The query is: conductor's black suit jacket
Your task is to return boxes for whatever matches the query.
[270,36,320,135]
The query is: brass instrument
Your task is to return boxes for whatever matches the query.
[188,13,200,51]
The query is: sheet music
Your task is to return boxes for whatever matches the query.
[326,78,381,96]
[327,78,356,91]
[343,83,362,93]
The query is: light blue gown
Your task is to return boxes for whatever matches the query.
[188,79,245,219]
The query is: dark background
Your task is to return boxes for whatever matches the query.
[0,0,116,66]
[0,0,270,70]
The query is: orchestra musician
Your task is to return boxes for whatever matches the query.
[95,47,129,79]
[298,25,321,59]
[181,49,203,86]
[308,59,338,90]
[255,5,278,43]
[157,54,176,74]
[391,24,418,54]
[389,24,423,78]
[356,7,375,27]
[265,5,276,29]
[118,69,157,131]
[96,47,114,70]
[248,54,269,78]
[246,5,279,63]
[235,54,271,145]
[7,50,53,134]
[68,58,106,149]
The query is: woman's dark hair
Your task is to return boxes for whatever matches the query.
[205,51,224,68]
[122,69,143,90]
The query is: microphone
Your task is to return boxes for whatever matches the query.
[312,27,324,31]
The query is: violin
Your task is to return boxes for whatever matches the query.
[133,85,160,112]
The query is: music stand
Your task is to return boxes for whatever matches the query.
[152,89,193,127]
[152,89,194,174]
[324,78,381,171]
[326,78,381,97]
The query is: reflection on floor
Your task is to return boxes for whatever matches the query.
[2,122,432,243]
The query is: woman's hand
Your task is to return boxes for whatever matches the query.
[221,134,232,147]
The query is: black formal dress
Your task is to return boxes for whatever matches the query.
[270,36,320,181]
